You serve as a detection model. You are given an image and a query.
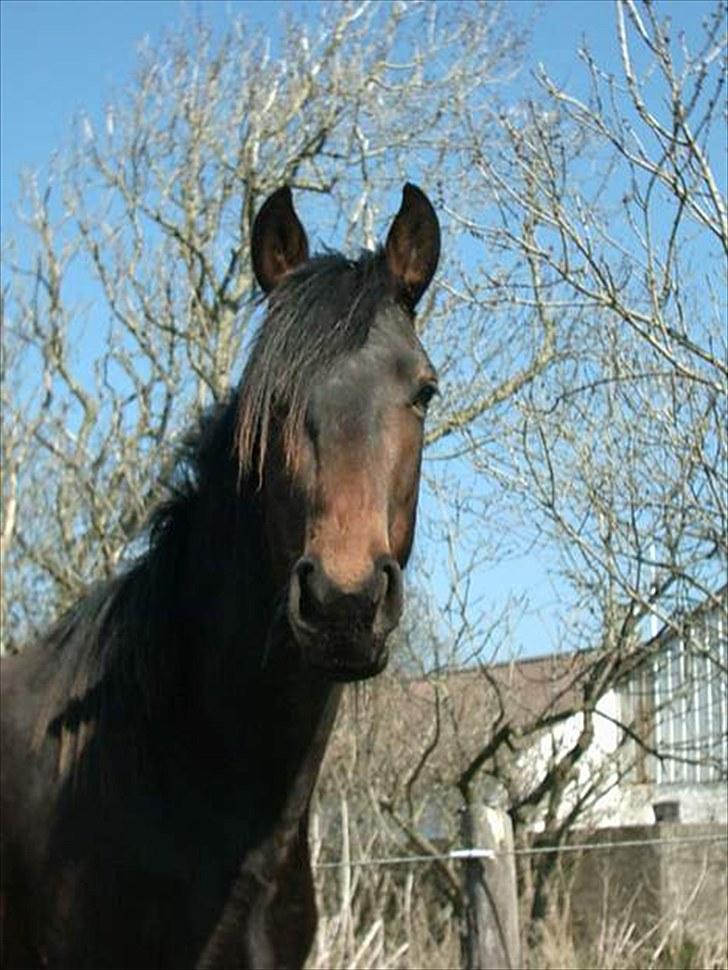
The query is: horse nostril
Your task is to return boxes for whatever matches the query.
[292,555,342,627]
[290,556,319,628]
[379,567,389,601]
[377,557,403,629]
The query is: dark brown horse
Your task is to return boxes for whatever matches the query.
[0,184,440,969]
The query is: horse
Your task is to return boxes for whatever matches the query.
[0,183,440,969]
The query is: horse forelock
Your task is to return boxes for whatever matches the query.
[234,250,390,484]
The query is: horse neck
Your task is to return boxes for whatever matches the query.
[179,462,342,808]
[252,664,343,825]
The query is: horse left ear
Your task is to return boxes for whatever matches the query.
[252,187,310,294]
[384,183,440,311]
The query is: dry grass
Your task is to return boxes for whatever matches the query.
[308,886,461,970]
[307,856,727,970]
[530,914,727,970]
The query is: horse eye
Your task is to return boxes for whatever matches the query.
[411,381,439,417]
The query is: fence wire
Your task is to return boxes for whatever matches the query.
[313,833,727,869]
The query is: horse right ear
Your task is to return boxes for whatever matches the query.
[252,187,310,294]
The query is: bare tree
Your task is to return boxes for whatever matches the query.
[416,0,727,949]
[310,0,727,960]
[1,1,533,651]
[454,0,726,621]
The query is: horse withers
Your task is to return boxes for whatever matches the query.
[1,183,440,969]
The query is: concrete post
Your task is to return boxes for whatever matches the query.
[460,802,521,970]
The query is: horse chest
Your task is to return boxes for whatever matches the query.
[195,827,317,970]
[36,804,312,969]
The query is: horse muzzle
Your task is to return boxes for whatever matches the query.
[287,554,403,681]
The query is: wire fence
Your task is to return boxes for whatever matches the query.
[313,832,727,869]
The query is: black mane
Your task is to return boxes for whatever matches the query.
[30,398,245,782]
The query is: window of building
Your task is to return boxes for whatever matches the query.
[619,605,727,785]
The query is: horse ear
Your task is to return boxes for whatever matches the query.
[252,187,310,294]
[384,183,440,311]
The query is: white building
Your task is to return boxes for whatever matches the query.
[522,589,727,829]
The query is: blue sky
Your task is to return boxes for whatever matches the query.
[4,0,714,230]
[1,0,722,659]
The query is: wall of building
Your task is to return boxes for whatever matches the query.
[569,823,727,948]
[523,688,727,830]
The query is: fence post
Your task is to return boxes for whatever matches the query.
[460,801,521,970]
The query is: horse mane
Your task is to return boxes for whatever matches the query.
[31,398,242,784]
[236,248,394,480]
